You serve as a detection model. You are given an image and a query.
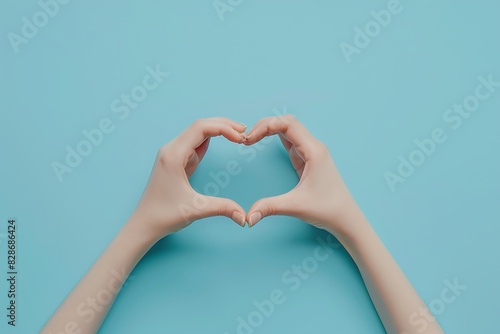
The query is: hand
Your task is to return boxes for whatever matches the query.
[129,118,248,242]
[244,115,367,239]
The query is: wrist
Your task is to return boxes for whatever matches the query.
[121,212,169,248]
[324,205,372,250]
[330,216,382,265]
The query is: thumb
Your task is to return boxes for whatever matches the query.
[247,192,297,227]
[201,195,247,227]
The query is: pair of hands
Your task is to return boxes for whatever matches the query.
[130,115,366,243]
[43,116,444,334]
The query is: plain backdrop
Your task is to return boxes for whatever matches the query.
[1,0,499,333]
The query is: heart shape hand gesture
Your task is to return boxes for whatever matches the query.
[43,116,445,334]
[130,115,365,244]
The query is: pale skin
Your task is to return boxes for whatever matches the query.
[41,116,444,334]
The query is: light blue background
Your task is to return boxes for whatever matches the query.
[1,0,499,333]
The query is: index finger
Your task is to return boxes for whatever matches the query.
[244,115,318,159]
[176,118,246,152]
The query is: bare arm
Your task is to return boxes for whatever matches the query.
[41,118,248,334]
[244,115,444,334]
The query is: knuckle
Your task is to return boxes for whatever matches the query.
[264,200,277,216]
[191,119,202,128]
[267,115,289,130]
[267,205,276,216]
[273,114,295,129]
[312,141,329,158]
[318,141,329,152]
[157,145,169,159]
[281,114,296,125]
[158,151,171,166]
[216,203,229,217]
[157,144,180,166]
[191,119,207,129]
[212,116,229,123]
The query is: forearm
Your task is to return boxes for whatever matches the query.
[331,210,444,334]
[41,215,158,334]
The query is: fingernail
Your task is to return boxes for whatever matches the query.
[232,212,246,227]
[237,121,247,128]
[248,212,262,227]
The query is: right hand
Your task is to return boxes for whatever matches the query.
[244,115,368,239]
[129,118,247,242]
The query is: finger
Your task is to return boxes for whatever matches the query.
[278,133,293,152]
[278,133,305,175]
[195,138,211,161]
[185,137,211,177]
[185,153,200,177]
[245,115,313,143]
[243,118,267,141]
[276,132,305,164]
[210,117,247,133]
[290,146,306,170]
[244,115,316,160]
[200,196,247,227]
[245,117,266,137]
[246,192,297,227]
[178,118,246,152]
